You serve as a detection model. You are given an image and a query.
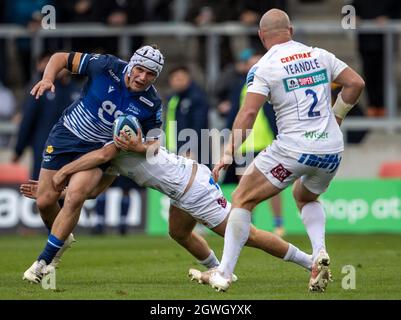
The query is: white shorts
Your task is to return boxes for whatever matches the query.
[253,141,342,194]
[170,164,231,228]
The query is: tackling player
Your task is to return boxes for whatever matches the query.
[21,128,314,284]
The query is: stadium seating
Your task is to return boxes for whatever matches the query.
[378,161,401,178]
[0,162,29,184]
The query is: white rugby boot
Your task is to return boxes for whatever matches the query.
[22,259,50,284]
[188,267,238,284]
[208,269,232,292]
[308,249,332,292]
[49,233,76,268]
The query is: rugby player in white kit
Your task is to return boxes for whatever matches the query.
[21,130,314,282]
[205,9,365,292]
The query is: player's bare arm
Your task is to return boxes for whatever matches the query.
[115,129,160,155]
[21,179,67,200]
[52,143,119,191]
[213,92,266,181]
[332,67,365,125]
[22,174,116,201]
[30,52,69,99]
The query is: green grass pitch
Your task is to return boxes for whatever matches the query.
[1,234,400,300]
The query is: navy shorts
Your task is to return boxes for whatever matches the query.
[41,121,108,171]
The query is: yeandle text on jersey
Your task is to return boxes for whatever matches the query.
[149,303,252,317]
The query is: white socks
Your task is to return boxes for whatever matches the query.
[218,208,251,278]
[198,250,220,269]
[283,243,313,271]
[301,201,326,260]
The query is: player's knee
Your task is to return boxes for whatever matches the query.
[63,190,87,212]
[232,189,256,211]
[292,184,318,211]
[36,194,57,212]
[232,188,245,206]
[168,227,189,244]
[292,185,305,209]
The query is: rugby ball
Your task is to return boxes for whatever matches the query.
[113,114,142,142]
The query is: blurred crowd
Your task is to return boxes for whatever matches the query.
[0,0,291,147]
[1,0,400,161]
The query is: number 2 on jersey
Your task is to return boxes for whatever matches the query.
[305,89,320,118]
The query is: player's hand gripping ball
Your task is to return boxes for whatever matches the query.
[113,114,142,143]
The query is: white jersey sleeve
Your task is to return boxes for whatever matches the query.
[246,66,270,97]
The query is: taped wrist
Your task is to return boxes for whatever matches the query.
[332,93,355,119]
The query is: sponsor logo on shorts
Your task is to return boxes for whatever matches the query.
[283,69,328,92]
[298,153,341,173]
[43,155,52,162]
[46,145,54,154]
[270,164,292,182]
[217,197,227,209]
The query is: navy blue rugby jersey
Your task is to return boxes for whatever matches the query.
[62,52,163,143]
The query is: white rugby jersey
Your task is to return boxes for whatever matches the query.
[246,40,347,154]
[109,147,195,201]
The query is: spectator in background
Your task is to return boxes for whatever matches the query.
[55,0,103,53]
[186,1,237,72]
[4,0,52,84]
[0,1,7,85]
[236,1,287,51]
[352,0,401,117]
[144,0,173,22]
[0,81,17,147]
[165,66,209,163]
[12,52,81,180]
[187,1,288,73]
[223,51,285,236]
[95,0,147,56]
[215,48,255,119]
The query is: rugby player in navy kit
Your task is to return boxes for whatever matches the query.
[23,45,165,283]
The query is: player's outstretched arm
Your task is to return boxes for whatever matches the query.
[30,52,69,99]
[52,143,119,191]
[332,67,365,125]
[21,175,116,201]
[20,180,67,200]
[115,129,160,155]
[213,92,266,181]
